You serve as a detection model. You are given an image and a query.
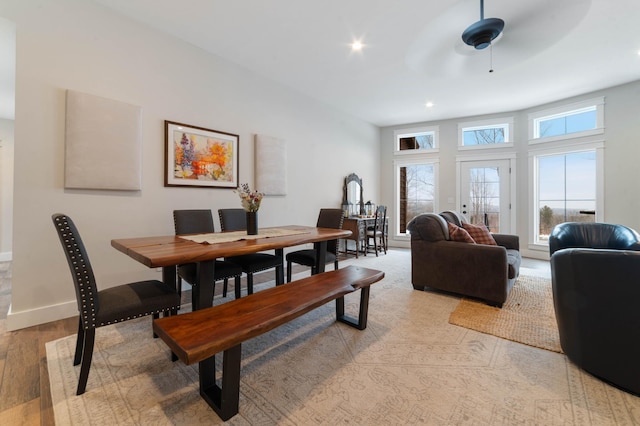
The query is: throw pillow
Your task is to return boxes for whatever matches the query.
[447,222,476,243]
[462,222,497,245]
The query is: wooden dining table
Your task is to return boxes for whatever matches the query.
[111,225,352,310]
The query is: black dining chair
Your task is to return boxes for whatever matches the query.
[218,208,284,295]
[52,213,181,395]
[365,205,387,256]
[173,210,243,299]
[286,208,344,282]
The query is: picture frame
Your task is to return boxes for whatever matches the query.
[164,120,239,188]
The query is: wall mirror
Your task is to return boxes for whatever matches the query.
[343,173,363,216]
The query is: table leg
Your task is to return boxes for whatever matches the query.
[162,265,177,293]
[199,344,242,421]
[313,240,328,274]
[275,248,284,285]
[193,259,215,311]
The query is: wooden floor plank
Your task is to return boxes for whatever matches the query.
[39,316,77,426]
[0,327,41,412]
[0,398,40,426]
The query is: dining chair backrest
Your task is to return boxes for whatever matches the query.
[218,208,247,232]
[316,208,344,255]
[374,205,386,231]
[52,213,100,330]
[174,209,215,234]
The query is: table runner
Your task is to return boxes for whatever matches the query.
[179,228,309,245]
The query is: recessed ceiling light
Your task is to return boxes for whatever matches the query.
[425,102,434,108]
[351,40,363,51]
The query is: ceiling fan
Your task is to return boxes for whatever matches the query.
[461,0,504,50]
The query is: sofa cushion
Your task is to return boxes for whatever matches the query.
[506,249,521,279]
[462,222,497,245]
[447,222,475,243]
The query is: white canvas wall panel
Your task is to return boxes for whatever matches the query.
[255,134,287,195]
[65,90,142,190]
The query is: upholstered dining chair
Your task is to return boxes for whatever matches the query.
[365,205,387,256]
[173,210,243,299]
[51,213,181,395]
[285,208,344,282]
[218,208,284,295]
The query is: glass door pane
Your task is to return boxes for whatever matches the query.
[460,160,511,233]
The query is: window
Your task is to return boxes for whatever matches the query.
[395,160,438,236]
[394,126,438,153]
[529,98,605,248]
[531,144,603,246]
[399,133,434,151]
[394,127,439,238]
[535,107,596,139]
[458,118,513,150]
[529,97,604,143]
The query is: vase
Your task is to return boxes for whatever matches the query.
[246,211,258,235]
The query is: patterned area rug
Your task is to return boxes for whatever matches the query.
[47,250,640,425]
[448,275,563,353]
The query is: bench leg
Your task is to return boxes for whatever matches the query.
[335,286,370,330]
[199,344,242,421]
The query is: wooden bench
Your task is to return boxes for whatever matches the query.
[152,265,384,420]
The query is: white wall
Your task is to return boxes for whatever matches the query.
[380,80,640,259]
[0,118,13,260]
[1,0,380,330]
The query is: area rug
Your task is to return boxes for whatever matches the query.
[47,250,640,425]
[448,275,562,353]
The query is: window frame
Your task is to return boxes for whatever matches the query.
[528,96,605,144]
[393,126,439,155]
[528,140,604,251]
[458,117,514,151]
[393,155,439,241]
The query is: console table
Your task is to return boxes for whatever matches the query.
[341,216,387,258]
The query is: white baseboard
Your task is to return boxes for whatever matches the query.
[0,251,12,262]
[6,300,77,331]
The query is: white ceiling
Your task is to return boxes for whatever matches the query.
[3,1,640,126]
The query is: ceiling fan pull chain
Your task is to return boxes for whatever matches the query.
[489,43,494,73]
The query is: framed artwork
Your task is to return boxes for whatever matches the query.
[164,120,239,188]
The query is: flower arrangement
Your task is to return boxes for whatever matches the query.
[236,183,264,212]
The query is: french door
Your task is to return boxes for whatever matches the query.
[459,159,512,233]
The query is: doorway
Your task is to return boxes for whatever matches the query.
[459,159,512,233]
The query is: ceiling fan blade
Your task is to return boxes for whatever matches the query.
[406,0,591,77]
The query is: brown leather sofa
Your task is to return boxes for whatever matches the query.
[549,221,640,395]
[407,211,521,307]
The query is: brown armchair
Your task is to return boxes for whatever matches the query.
[407,212,521,307]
